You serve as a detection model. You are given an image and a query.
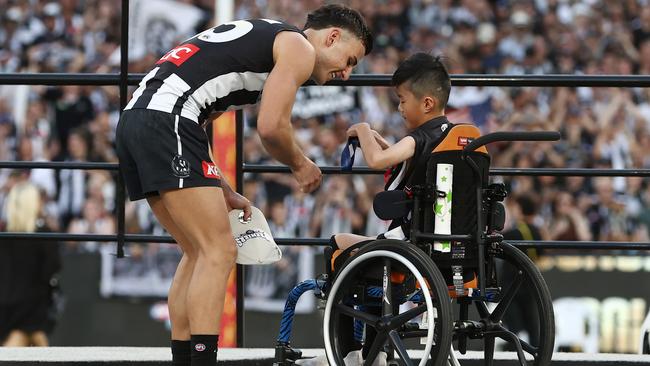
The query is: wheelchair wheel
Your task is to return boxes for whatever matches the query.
[323,239,453,366]
[466,242,555,366]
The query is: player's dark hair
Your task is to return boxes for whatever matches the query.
[392,53,450,109]
[304,4,373,55]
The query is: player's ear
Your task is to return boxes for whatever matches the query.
[326,28,341,46]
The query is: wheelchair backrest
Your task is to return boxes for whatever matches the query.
[421,124,490,236]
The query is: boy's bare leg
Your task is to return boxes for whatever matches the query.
[334,233,374,251]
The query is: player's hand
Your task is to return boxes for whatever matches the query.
[225,190,252,221]
[291,156,322,193]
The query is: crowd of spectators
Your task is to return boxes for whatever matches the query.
[239,0,650,246]
[0,0,649,279]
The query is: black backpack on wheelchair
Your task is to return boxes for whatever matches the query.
[275,125,559,366]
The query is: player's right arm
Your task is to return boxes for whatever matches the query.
[257,31,322,193]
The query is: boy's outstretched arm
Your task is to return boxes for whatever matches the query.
[348,122,415,170]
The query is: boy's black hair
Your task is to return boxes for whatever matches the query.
[391,53,451,110]
[304,4,373,55]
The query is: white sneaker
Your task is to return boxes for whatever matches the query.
[295,355,328,366]
[364,351,387,366]
[294,350,383,366]
[343,350,363,365]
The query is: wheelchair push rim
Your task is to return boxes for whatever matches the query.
[323,239,453,366]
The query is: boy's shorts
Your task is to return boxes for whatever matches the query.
[116,109,222,201]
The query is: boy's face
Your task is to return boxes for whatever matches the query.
[395,83,427,129]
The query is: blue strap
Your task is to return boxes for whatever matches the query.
[340,137,360,171]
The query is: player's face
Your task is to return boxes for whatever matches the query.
[395,84,424,129]
[313,29,366,85]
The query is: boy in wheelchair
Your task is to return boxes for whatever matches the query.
[285,52,453,366]
[322,53,454,365]
[334,52,453,251]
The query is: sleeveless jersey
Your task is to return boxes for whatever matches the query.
[382,116,452,239]
[124,19,304,123]
[384,116,452,192]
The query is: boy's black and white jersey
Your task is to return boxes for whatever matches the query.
[124,19,304,124]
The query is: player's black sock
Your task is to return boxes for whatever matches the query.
[171,340,191,366]
[191,335,218,366]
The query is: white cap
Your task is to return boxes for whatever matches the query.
[572,3,592,18]
[6,7,23,22]
[510,10,530,27]
[43,2,61,17]
[229,206,282,265]
[477,23,496,44]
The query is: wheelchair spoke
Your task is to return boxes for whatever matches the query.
[390,303,428,330]
[363,333,388,366]
[491,328,527,366]
[489,269,524,323]
[334,303,379,326]
[388,330,414,366]
[519,338,539,358]
[475,301,490,319]
[495,323,539,358]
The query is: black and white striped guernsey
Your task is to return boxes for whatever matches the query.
[124,19,304,123]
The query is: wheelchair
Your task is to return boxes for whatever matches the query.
[274,124,559,366]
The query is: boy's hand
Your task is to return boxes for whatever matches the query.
[346,122,370,137]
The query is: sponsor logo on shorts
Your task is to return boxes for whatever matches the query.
[171,154,191,178]
[194,343,206,352]
[234,229,272,247]
[156,43,200,67]
[457,136,474,146]
[202,161,221,179]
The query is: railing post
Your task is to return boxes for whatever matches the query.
[235,109,245,347]
[115,0,130,259]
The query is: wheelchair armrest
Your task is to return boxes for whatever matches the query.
[373,190,411,220]
[463,131,561,154]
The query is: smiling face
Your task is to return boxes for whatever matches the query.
[395,83,432,129]
[311,28,366,85]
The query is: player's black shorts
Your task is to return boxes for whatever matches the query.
[116,109,222,201]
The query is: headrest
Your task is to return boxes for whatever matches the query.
[229,206,282,265]
[432,124,487,154]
